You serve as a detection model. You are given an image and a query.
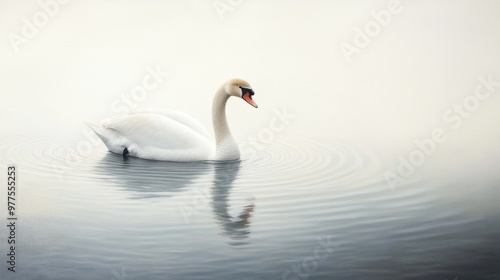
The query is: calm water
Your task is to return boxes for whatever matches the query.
[0,134,499,280]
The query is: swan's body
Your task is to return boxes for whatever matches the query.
[86,79,257,162]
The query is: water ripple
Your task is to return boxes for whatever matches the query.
[241,137,383,190]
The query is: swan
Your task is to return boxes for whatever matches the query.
[85,78,258,161]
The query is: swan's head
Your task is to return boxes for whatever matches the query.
[225,78,258,108]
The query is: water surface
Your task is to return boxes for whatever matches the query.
[0,134,499,280]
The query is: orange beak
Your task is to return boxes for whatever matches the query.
[243,93,258,108]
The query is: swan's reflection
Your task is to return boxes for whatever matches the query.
[94,153,212,199]
[94,153,254,242]
[211,161,255,243]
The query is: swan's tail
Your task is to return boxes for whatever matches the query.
[84,121,105,139]
[83,121,115,147]
[83,121,124,155]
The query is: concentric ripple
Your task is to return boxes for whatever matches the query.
[0,135,109,179]
[240,137,383,190]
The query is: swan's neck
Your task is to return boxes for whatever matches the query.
[212,87,240,160]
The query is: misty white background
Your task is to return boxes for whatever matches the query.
[1,0,499,177]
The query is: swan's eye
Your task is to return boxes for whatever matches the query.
[239,86,254,96]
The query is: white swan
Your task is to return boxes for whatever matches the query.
[86,78,258,161]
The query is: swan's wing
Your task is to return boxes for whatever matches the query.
[101,114,214,161]
[132,109,212,140]
[102,114,208,149]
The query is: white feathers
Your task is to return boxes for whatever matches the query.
[87,111,214,161]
